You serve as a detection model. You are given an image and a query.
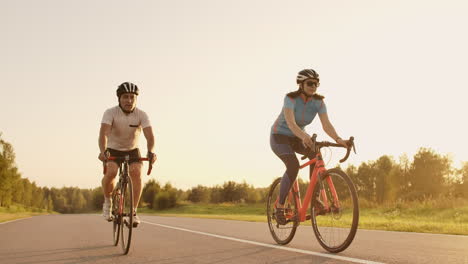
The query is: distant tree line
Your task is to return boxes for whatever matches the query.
[1,134,467,213]
[345,149,468,204]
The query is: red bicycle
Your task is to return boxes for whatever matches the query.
[103,155,152,255]
[267,134,358,253]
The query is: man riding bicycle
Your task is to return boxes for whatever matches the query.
[98,82,157,226]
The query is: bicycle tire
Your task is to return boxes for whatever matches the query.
[120,176,134,255]
[311,168,359,253]
[267,177,299,245]
[111,186,121,246]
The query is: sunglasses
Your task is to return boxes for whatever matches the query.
[305,81,320,87]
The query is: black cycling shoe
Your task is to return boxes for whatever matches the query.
[275,208,287,225]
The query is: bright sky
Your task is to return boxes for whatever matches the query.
[2,0,467,190]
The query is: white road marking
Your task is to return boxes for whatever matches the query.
[142,220,385,264]
[0,217,32,225]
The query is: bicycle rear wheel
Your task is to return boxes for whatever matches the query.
[267,177,299,245]
[111,187,121,246]
[311,168,359,253]
[120,176,134,255]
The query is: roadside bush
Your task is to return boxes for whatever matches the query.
[153,190,177,210]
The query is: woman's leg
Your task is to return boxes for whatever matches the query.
[270,134,300,206]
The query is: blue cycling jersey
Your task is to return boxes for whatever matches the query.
[271,95,327,136]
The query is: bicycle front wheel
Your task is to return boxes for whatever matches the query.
[311,168,359,253]
[267,177,299,245]
[111,187,121,246]
[120,176,134,255]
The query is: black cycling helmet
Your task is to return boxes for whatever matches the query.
[296,69,319,84]
[116,82,139,97]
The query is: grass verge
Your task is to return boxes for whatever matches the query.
[0,205,54,223]
[138,202,468,235]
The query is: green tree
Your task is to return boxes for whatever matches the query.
[454,162,468,198]
[187,185,211,203]
[210,186,223,203]
[22,179,33,207]
[408,148,452,199]
[12,176,25,204]
[31,183,44,209]
[50,188,68,213]
[355,162,377,201]
[0,136,21,207]
[219,181,249,203]
[398,154,411,194]
[91,187,104,210]
[71,188,86,212]
[244,184,260,204]
[142,179,160,208]
[153,183,177,210]
[221,181,237,202]
[374,156,401,204]
[46,195,54,212]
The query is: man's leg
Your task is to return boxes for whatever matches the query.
[129,162,143,227]
[101,162,118,220]
[129,162,143,210]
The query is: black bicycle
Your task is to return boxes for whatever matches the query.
[104,155,152,255]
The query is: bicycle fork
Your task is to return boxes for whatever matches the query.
[317,172,342,215]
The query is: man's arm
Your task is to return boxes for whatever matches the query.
[98,123,112,161]
[143,126,155,153]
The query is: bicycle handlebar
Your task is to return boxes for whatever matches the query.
[103,156,153,175]
[301,134,356,163]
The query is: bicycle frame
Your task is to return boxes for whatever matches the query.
[278,151,341,223]
[268,135,357,252]
[104,155,153,254]
[104,155,152,217]
[115,161,129,216]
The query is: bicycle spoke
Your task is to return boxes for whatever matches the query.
[111,188,121,246]
[267,178,298,245]
[120,177,134,255]
[311,168,359,253]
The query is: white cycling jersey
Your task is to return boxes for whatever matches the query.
[101,106,151,151]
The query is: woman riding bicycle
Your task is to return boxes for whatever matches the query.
[270,68,349,224]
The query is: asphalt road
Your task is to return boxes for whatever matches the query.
[1,214,467,264]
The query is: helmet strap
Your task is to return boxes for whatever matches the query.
[300,83,312,98]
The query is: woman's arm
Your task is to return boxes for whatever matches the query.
[318,112,347,147]
[284,108,313,147]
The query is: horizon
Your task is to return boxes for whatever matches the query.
[2,133,464,191]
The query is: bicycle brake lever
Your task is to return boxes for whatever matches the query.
[147,164,153,175]
[348,136,356,154]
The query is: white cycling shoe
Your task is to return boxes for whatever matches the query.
[102,200,113,222]
[133,214,140,227]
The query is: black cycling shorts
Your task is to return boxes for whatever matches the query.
[106,148,142,165]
